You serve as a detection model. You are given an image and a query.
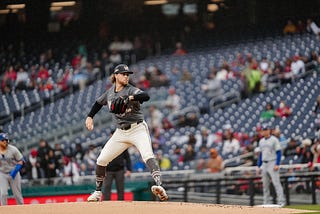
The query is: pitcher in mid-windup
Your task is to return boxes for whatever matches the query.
[85,64,168,202]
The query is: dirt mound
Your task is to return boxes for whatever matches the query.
[0,201,311,214]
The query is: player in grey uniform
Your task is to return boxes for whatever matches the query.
[0,133,25,205]
[86,64,168,202]
[257,124,285,206]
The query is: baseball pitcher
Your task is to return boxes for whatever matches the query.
[86,64,168,202]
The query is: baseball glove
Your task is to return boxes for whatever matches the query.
[110,96,129,114]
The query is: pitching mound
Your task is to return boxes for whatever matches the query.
[0,201,312,214]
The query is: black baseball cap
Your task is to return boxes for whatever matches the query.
[114,64,133,74]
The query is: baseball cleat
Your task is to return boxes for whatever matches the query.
[87,190,102,202]
[151,185,168,201]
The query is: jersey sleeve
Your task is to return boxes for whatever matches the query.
[131,86,143,95]
[96,91,109,105]
[274,136,282,151]
[13,146,24,162]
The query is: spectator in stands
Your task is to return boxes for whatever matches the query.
[275,100,292,118]
[162,117,173,130]
[259,57,271,74]
[272,127,288,150]
[183,144,196,163]
[137,75,150,90]
[290,55,305,78]
[262,64,281,91]
[57,67,72,92]
[151,127,166,151]
[282,58,294,83]
[46,149,58,184]
[165,86,181,114]
[283,19,297,35]
[297,138,314,192]
[155,150,171,171]
[273,61,284,78]
[195,146,209,171]
[175,109,199,128]
[196,126,215,149]
[147,105,164,130]
[37,139,52,178]
[311,138,320,169]
[243,61,262,96]
[63,156,80,185]
[305,50,318,70]
[197,145,209,160]
[72,67,89,90]
[109,49,122,65]
[221,124,241,158]
[298,138,313,167]
[15,67,29,91]
[173,42,187,56]
[187,133,197,148]
[37,65,50,81]
[39,77,54,91]
[83,144,98,173]
[260,102,275,120]
[1,65,17,93]
[121,36,134,52]
[148,66,170,87]
[73,143,85,163]
[28,65,38,90]
[108,36,123,52]
[206,148,224,173]
[71,53,82,70]
[170,66,182,83]
[306,18,320,37]
[202,68,223,97]
[171,145,183,165]
[218,61,235,80]
[25,149,40,180]
[283,138,300,161]
[54,143,65,175]
[180,68,193,82]
[296,20,306,34]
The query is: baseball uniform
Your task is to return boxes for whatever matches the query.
[0,133,24,205]
[86,64,168,202]
[258,134,285,205]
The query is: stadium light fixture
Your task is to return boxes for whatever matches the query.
[0,9,10,14]
[50,6,63,11]
[51,1,76,7]
[207,3,219,12]
[144,0,168,5]
[7,4,25,9]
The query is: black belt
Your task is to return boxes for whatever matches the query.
[263,160,275,163]
[120,120,143,130]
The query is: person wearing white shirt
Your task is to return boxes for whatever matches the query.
[165,87,181,113]
[307,18,320,36]
[290,55,305,77]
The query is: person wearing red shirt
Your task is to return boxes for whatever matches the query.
[275,100,292,118]
[1,65,17,93]
[37,65,50,81]
[173,42,187,56]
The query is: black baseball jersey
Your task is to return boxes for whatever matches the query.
[96,84,144,127]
